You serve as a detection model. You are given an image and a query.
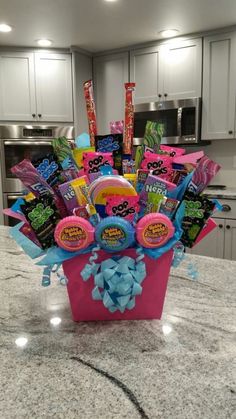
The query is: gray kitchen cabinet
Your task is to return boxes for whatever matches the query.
[224,219,236,260]
[35,53,73,122]
[190,218,225,259]
[163,38,202,100]
[130,46,163,104]
[0,52,36,121]
[190,199,236,260]
[93,52,129,134]
[202,32,236,140]
[0,51,73,123]
[130,38,202,103]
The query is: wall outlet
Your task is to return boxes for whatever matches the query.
[233,156,236,168]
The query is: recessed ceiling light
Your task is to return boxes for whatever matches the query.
[0,23,12,33]
[37,39,52,47]
[104,0,118,2]
[160,29,179,38]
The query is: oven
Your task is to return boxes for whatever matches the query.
[1,125,74,226]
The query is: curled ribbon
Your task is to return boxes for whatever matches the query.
[81,249,146,313]
[42,263,68,287]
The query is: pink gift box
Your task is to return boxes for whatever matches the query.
[63,248,173,322]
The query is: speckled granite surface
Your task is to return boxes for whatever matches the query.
[0,226,235,419]
[204,187,236,200]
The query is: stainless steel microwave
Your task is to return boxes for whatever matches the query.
[133,97,201,145]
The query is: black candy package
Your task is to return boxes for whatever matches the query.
[180,192,215,248]
[95,134,123,174]
[32,153,64,189]
[21,195,61,249]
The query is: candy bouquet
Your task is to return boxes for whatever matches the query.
[4,80,221,322]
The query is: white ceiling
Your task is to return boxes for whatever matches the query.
[0,0,236,52]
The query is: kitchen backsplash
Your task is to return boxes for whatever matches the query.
[187,140,236,188]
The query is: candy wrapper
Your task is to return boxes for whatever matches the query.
[141,152,173,180]
[160,145,185,158]
[52,137,77,171]
[135,121,164,169]
[160,197,179,219]
[11,159,57,198]
[32,153,63,189]
[21,195,61,249]
[106,195,139,222]
[83,80,97,146]
[110,120,124,134]
[186,156,221,195]
[95,134,123,174]
[139,174,176,210]
[83,152,113,176]
[122,158,136,174]
[180,192,215,248]
[136,169,150,194]
[124,83,135,154]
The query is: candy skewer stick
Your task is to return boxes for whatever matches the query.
[124,82,135,155]
[83,80,98,147]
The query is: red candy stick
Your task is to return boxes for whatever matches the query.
[83,80,97,147]
[124,82,135,155]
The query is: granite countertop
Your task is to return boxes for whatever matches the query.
[204,187,236,200]
[0,226,235,419]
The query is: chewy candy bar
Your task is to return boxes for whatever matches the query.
[124,82,135,154]
[83,80,97,146]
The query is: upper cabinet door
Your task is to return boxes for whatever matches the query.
[35,53,73,122]
[93,52,129,134]
[163,38,202,100]
[0,52,36,121]
[130,46,163,104]
[202,32,236,140]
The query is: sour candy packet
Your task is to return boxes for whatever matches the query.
[83,152,114,176]
[32,153,63,189]
[106,195,140,222]
[95,134,123,174]
[21,195,61,249]
[141,152,173,180]
[180,192,215,248]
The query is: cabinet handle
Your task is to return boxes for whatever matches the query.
[38,113,42,118]
[226,225,231,230]
[158,94,162,98]
[228,130,233,134]
[32,113,36,117]
[218,224,223,229]
[164,93,168,97]
[222,204,231,212]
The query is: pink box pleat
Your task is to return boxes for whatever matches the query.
[63,248,173,322]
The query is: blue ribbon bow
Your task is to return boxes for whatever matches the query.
[81,249,147,313]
